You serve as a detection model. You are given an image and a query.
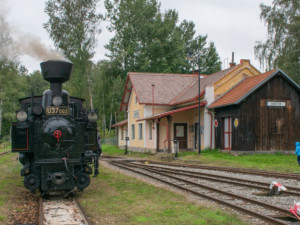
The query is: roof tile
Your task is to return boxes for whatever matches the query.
[208,69,276,109]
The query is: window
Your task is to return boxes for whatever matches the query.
[135,96,138,104]
[131,124,135,140]
[138,123,143,140]
[149,122,152,140]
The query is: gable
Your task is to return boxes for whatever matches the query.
[214,60,260,99]
[209,69,300,109]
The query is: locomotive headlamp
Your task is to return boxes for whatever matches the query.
[52,96,63,106]
[16,110,27,122]
[87,111,98,123]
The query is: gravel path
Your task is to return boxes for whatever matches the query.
[43,199,89,225]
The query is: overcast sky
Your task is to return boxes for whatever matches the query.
[4,0,273,73]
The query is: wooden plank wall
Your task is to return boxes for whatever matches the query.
[214,74,300,151]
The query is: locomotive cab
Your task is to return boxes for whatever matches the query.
[11,60,99,194]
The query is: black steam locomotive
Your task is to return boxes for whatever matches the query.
[11,60,100,195]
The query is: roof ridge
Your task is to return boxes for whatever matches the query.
[210,64,243,85]
[128,72,198,77]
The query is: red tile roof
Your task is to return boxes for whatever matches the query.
[129,72,198,105]
[170,65,239,105]
[136,102,206,121]
[120,64,241,111]
[208,69,277,109]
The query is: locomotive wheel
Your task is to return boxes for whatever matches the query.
[24,174,40,191]
[76,173,90,190]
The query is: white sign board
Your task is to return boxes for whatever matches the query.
[267,101,286,107]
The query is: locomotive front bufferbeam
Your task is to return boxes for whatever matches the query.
[11,60,101,195]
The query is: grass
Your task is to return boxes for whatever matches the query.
[102,145,300,173]
[0,147,23,223]
[103,145,154,158]
[79,165,247,225]
[0,142,10,154]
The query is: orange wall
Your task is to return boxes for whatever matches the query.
[214,61,261,98]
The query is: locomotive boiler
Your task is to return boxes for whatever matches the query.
[11,60,100,195]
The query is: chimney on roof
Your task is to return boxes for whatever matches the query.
[229,52,236,68]
[193,70,199,74]
[240,59,250,64]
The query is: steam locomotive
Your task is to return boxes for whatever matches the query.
[11,60,100,195]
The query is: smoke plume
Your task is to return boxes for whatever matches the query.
[0,0,67,63]
[15,34,66,61]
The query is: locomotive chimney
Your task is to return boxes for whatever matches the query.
[40,60,73,96]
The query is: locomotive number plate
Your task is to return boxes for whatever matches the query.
[46,106,70,115]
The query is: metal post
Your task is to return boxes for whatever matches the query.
[174,139,178,158]
[198,68,201,155]
[125,137,129,154]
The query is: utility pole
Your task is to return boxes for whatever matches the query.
[198,68,201,154]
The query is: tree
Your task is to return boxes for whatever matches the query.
[255,0,300,83]
[25,70,49,96]
[104,0,221,75]
[0,16,23,138]
[102,0,221,131]
[0,16,18,64]
[44,0,102,102]
[187,35,222,75]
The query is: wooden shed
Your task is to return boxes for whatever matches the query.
[209,69,300,151]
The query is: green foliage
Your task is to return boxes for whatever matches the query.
[104,0,221,75]
[0,62,28,136]
[44,0,102,100]
[99,0,221,131]
[255,0,300,83]
[24,70,49,96]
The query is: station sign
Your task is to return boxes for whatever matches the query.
[266,101,286,107]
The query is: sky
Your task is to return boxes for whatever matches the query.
[4,0,273,73]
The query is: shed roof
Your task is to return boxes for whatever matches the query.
[111,120,128,128]
[137,102,206,121]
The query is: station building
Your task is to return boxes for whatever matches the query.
[112,59,300,152]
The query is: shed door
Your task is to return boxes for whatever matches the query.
[174,123,187,149]
[224,117,232,150]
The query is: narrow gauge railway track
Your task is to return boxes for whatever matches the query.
[109,161,295,225]
[130,161,300,197]
[141,160,300,180]
[39,197,91,225]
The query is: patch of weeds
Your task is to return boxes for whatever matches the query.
[0,215,6,221]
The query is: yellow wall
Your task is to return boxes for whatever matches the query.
[118,125,128,147]
[145,120,155,150]
[126,60,261,152]
[214,60,261,98]
[158,107,205,150]
[128,90,145,148]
